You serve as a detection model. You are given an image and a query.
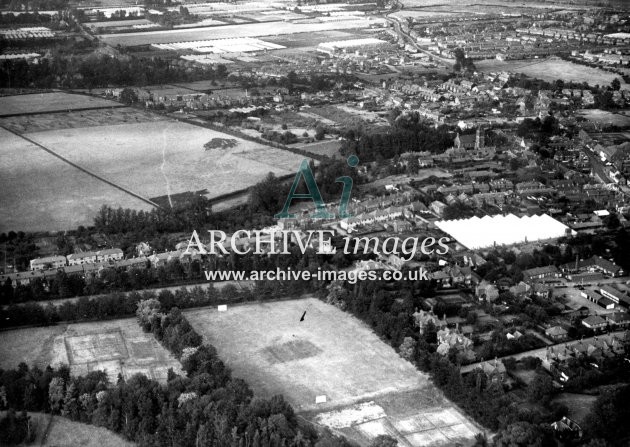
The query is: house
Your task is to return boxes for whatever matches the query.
[386,219,413,233]
[149,250,183,268]
[551,417,583,440]
[97,248,124,263]
[431,270,451,288]
[581,315,608,331]
[474,358,507,383]
[67,251,98,265]
[413,308,447,334]
[436,327,476,361]
[476,280,499,302]
[606,312,630,328]
[510,281,531,297]
[429,200,447,217]
[522,265,560,282]
[29,255,66,271]
[545,326,568,341]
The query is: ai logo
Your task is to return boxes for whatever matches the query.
[274,155,359,219]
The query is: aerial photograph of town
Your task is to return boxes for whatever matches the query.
[2,0,630,445]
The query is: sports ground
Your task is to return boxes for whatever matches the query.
[185,298,481,447]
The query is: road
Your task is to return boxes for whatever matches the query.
[384,12,453,67]
[461,330,627,373]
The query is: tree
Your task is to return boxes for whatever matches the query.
[48,377,65,414]
[119,88,138,105]
[611,78,621,91]
[315,125,326,141]
[369,435,397,447]
[586,384,630,446]
[493,422,553,447]
[399,337,416,361]
[527,373,554,405]
[249,172,285,214]
[0,409,32,445]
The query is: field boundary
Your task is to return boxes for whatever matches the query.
[1,125,161,209]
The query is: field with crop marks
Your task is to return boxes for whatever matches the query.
[185,298,482,446]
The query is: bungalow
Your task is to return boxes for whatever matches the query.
[546,326,568,341]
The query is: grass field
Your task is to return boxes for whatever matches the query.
[578,109,630,127]
[185,298,481,446]
[14,412,136,447]
[0,318,182,384]
[25,119,306,200]
[551,393,597,425]
[476,57,627,89]
[0,92,121,116]
[0,127,152,232]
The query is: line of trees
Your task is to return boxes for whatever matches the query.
[0,272,324,329]
[340,116,453,161]
[0,53,229,89]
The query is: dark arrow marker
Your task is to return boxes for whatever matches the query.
[300,311,307,322]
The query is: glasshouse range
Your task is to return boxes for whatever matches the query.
[435,214,575,250]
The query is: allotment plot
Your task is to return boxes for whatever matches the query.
[0,318,182,384]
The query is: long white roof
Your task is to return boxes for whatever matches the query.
[435,214,574,249]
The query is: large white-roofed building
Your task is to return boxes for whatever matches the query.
[435,214,574,250]
[317,38,389,56]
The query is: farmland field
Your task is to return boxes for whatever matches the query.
[0,126,152,232]
[25,119,306,201]
[185,298,481,446]
[0,107,163,133]
[0,92,121,116]
[1,106,308,231]
[98,18,386,47]
[0,318,182,384]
